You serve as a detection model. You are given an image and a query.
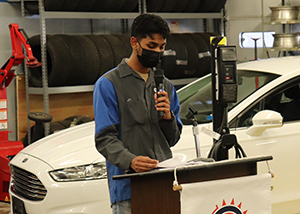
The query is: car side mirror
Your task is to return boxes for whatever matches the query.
[246,110,283,136]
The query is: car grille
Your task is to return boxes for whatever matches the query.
[10,165,47,201]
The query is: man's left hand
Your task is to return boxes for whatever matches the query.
[155,90,172,120]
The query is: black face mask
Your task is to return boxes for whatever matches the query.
[137,44,163,68]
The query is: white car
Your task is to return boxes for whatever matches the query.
[9,56,300,214]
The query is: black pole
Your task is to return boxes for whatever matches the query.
[251,38,260,60]
[210,37,224,138]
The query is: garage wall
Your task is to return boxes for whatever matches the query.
[226,0,300,62]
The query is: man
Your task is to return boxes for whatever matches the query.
[93,13,182,214]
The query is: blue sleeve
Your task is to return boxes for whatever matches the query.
[94,76,136,170]
[93,76,120,135]
[170,82,183,132]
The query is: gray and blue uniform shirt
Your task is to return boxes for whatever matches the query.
[94,59,182,204]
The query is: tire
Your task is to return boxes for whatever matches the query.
[28,112,53,123]
[44,0,65,11]
[113,34,132,58]
[161,34,188,79]
[187,33,211,77]
[161,35,176,79]
[206,32,221,37]
[56,35,86,86]
[75,0,96,11]
[172,0,189,12]
[50,121,67,133]
[22,125,42,147]
[211,0,227,12]
[28,35,72,87]
[101,34,128,67]
[105,0,126,12]
[160,0,177,12]
[64,115,89,121]
[196,0,217,12]
[24,2,39,14]
[184,0,202,12]
[196,32,211,49]
[174,34,199,77]
[85,35,114,77]
[64,115,93,125]
[73,35,100,85]
[146,0,165,12]
[74,116,93,125]
[59,0,80,11]
[119,0,138,12]
[170,34,188,79]
[89,0,110,12]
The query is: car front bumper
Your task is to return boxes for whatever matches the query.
[9,153,111,214]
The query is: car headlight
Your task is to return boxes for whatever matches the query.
[49,162,107,182]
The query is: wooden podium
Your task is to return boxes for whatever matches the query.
[113,155,272,214]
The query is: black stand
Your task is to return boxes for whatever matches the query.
[208,37,245,161]
[186,106,214,162]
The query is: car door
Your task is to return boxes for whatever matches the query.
[229,77,300,206]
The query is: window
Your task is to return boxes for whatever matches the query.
[178,70,278,125]
[230,81,300,128]
[239,32,275,48]
[265,83,300,122]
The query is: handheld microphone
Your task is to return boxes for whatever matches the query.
[154,69,165,118]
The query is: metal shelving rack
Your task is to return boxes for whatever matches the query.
[18,0,143,139]
[11,0,224,141]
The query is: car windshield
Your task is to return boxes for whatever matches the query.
[178,70,279,125]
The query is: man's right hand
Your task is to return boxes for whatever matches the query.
[130,156,159,173]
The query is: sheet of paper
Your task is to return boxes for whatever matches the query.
[157,157,186,168]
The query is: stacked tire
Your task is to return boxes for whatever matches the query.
[24,0,226,14]
[147,0,227,12]
[28,34,132,87]
[24,0,138,14]
[161,33,218,79]
[28,32,218,86]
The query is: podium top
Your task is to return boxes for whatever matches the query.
[113,155,273,180]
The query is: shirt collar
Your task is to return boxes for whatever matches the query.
[118,59,155,86]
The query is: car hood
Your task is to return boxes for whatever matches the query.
[18,120,215,169]
[19,121,105,169]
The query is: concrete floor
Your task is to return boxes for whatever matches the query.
[0,202,10,214]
